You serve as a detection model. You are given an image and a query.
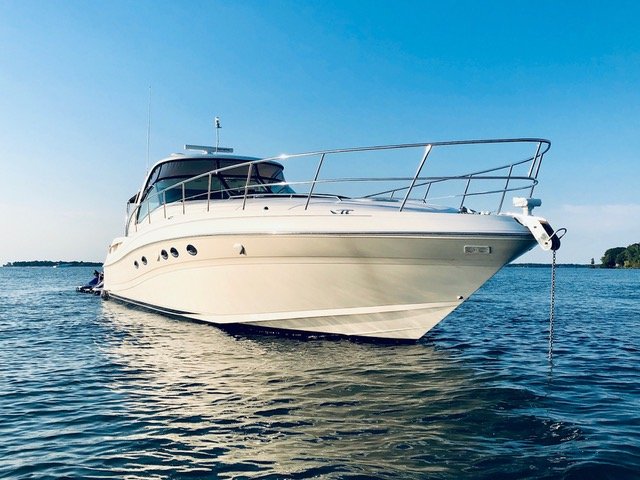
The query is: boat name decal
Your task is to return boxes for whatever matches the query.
[330,209,354,215]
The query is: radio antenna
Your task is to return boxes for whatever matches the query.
[215,116,221,152]
[146,86,152,173]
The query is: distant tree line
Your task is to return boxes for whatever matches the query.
[601,243,640,268]
[2,260,103,267]
[507,263,591,268]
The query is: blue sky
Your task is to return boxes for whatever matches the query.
[1,1,638,264]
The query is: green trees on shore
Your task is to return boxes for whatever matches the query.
[2,261,103,267]
[601,243,640,268]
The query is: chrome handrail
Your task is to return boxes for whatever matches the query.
[125,138,551,235]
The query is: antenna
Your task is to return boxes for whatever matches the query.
[215,116,221,152]
[146,86,152,173]
[184,116,234,154]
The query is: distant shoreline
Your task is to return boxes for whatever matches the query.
[2,261,597,268]
[509,263,638,269]
[2,262,630,269]
[507,263,592,268]
[2,261,103,268]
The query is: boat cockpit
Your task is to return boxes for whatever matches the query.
[131,155,295,221]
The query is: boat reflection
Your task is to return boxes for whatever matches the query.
[100,301,480,477]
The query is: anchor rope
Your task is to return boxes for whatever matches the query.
[548,249,557,361]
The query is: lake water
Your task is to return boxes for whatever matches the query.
[0,266,638,479]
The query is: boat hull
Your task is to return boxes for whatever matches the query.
[103,230,535,340]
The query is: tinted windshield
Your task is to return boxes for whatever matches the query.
[139,157,294,206]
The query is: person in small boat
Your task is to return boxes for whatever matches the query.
[77,270,103,293]
[93,272,104,292]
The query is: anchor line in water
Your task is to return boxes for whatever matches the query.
[549,249,557,361]
[548,227,566,362]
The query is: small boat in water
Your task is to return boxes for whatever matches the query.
[102,138,561,340]
[77,270,104,294]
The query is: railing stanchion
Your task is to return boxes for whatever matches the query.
[147,198,151,224]
[305,153,326,211]
[242,163,253,210]
[129,207,138,234]
[401,145,432,212]
[527,141,542,177]
[182,184,186,214]
[497,165,514,213]
[460,177,472,210]
[422,183,432,203]
[163,192,167,218]
[530,152,545,197]
[527,141,542,197]
[207,173,212,212]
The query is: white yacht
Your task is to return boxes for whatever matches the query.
[102,138,561,340]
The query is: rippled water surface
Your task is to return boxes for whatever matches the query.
[0,266,638,479]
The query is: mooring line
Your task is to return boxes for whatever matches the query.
[548,249,557,362]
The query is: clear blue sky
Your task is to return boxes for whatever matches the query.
[1,0,638,264]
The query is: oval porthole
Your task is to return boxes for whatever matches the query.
[141,256,147,265]
[186,244,198,256]
[161,249,168,260]
[170,247,179,258]
[134,260,139,269]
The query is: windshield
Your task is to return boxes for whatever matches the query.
[137,157,294,218]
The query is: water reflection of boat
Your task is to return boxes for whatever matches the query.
[101,301,472,475]
[103,139,561,340]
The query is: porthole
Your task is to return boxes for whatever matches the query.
[134,260,139,269]
[141,256,147,265]
[186,244,198,256]
[161,249,168,260]
[170,247,179,258]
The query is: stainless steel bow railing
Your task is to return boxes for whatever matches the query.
[126,138,550,235]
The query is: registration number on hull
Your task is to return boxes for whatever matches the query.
[464,245,492,255]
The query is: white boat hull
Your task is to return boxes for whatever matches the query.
[102,138,558,340]
[103,204,536,340]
